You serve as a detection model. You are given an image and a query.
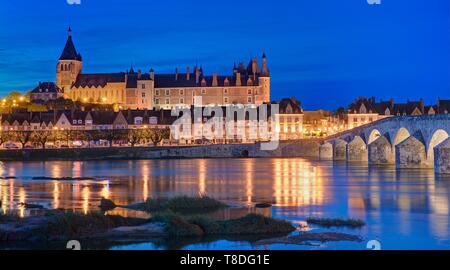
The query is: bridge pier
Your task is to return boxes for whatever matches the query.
[333,139,347,160]
[319,142,333,160]
[434,138,450,174]
[396,136,429,168]
[347,136,368,162]
[368,136,394,164]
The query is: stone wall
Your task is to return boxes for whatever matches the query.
[319,143,333,160]
[396,136,427,168]
[333,140,347,160]
[347,136,368,162]
[434,138,450,174]
[368,136,394,164]
[0,140,321,162]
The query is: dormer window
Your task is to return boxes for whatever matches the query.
[149,117,158,125]
[134,117,143,125]
[78,120,82,124]
[73,120,77,124]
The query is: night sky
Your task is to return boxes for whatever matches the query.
[0,0,448,110]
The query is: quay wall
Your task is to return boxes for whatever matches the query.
[0,140,322,162]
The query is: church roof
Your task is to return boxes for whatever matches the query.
[72,73,127,88]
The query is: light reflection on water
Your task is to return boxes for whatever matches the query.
[0,158,449,250]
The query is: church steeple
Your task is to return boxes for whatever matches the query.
[59,27,82,61]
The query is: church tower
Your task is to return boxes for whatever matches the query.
[56,27,82,99]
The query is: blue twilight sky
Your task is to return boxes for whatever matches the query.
[0,0,449,110]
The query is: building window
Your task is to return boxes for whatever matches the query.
[180,98,184,104]
[134,117,143,125]
[353,118,357,122]
[180,89,184,95]
[165,90,170,96]
[142,84,146,89]
[142,92,146,98]
[155,98,160,105]
[202,89,206,95]
[224,97,229,103]
[248,89,252,95]
[247,97,252,103]
[165,98,170,104]
[224,88,228,94]
[155,90,160,96]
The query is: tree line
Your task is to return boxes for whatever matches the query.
[0,128,171,149]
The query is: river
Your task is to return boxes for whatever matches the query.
[0,158,449,250]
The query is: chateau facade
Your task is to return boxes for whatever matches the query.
[52,28,271,109]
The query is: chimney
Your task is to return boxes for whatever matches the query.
[252,58,257,80]
[235,72,241,86]
[195,66,200,84]
[175,68,179,80]
[262,52,269,76]
[186,67,191,80]
[150,68,155,80]
[138,69,142,79]
[212,73,218,87]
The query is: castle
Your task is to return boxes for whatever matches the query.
[44,28,271,109]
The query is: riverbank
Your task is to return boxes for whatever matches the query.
[0,140,322,161]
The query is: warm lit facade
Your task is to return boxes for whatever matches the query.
[54,28,271,110]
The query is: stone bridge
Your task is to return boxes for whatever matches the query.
[319,114,450,174]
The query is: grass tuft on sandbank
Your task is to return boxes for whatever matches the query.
[131,195,227,213]
[152,212,296,237]
[42,211,148,239]
[306,217,365,228]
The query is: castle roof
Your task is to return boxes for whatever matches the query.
[154,73,260,88]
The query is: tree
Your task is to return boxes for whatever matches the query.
[127,129,145,147]
[99,129,125,147]
[335,107,346,118]
[14,130,33,148]
[31,130,53,149]
[145,128,170,146]
[0,130,11,147]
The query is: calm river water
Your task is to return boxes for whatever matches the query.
[0,158,449,250]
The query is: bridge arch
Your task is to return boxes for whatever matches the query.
[427,129,449,163]
[394,127,411,146]
[368,129,382,145]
